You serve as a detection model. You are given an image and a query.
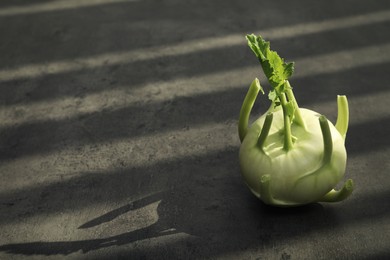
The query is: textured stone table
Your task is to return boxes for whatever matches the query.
[0,0,389,259]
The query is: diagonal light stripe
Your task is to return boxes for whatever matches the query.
[1,43,390,126]
[0,0,139,17]
[0,121,238,193]
[263,9,390,39]
[0,114,389,194]
[0,10,389,82]
[294,44,390,77]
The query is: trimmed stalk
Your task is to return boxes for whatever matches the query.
[335,95,349,140]
[293,115,333,182]
[257,112,273,150]
[319,115,333,164]
[279,93,293,151]
[320,179,354,202]
[259,174,274,205]
[239,78,262,142]
[285,80,306,129]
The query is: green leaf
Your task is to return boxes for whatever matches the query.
[246,34,294,92]
[268,90,277,102]
[284,62,295,79]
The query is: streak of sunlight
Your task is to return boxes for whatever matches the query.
[0,122,237,193]
[1,113,389,194]
[0,10,389,81]
[1,43,390,126]
[0,0,139,17]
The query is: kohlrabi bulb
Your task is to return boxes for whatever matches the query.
[238,35,354,206]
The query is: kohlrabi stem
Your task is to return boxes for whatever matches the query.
[258,112,273,150]
[319,115,333,164]
[319,179,354,202]
[279,93,293,151]
[239,78,261,142]
[285,81,306,129]
[259,174,274,205]
[335,95,349,141]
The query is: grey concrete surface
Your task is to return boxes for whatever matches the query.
[0,0,389,259]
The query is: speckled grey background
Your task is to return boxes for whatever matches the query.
[0,0,389,259]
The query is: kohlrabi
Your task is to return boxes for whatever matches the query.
[238,34,354,206]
